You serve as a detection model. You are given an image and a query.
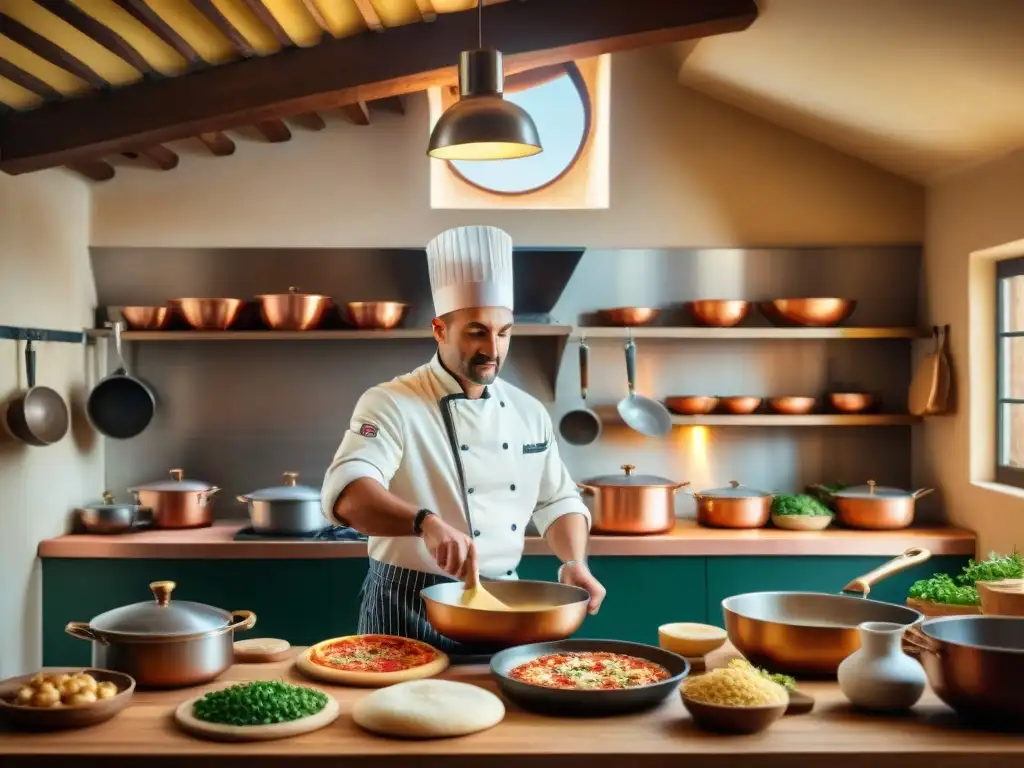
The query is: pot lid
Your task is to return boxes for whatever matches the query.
[584,464,682,487]
[834,480,914,499]
[697,480,771,498]
[242,471,321,502]
[85,491,137,510]
[128,468,214,492]
[89,581,230,636]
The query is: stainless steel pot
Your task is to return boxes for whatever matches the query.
[577,464,689,534]
[78,491,150,534]
[128,468,219,529]
[65,580,255,689]
[692,480,772,529]
[833,480,934,530]
[237,471,324,535]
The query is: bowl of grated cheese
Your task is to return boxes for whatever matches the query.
[680,660,789,734]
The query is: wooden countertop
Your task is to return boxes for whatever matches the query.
[1,645,1019,767]
[36,520,976,559]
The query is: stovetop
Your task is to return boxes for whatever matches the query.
[233,525,367,542]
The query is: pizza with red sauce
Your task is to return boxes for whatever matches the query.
[509,651,671,690]
[297,634,449,687]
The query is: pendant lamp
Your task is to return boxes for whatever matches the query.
[427,1,542,160]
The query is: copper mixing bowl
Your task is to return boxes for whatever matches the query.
[828,393,874,413]
[719,396,762,415]
[595,307,659,327]
[769,396,816,415]
[664,396,718,415]
[344,301,408,330]
[687,300,750,328]
[120,306,170,330]
[759,298,857,327]
[171,298,244,330]
[256,287,331,331]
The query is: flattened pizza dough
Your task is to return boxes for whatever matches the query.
[295,634,449,687]
[351,679,505,739]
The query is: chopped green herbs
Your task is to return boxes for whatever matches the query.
[192,681,328,726]
[906,550,1023,606]
[907,573,979,605]
[770,494,833,517]
[756,667,796,691]
[961,550,1024,584]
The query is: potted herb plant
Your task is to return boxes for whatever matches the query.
[906,550,1024,617]
[769,494,834,531]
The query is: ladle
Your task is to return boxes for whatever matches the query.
[616,329,672,437]
[558,338,602,446]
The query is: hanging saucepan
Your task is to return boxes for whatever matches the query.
[87,321,156,439]
[616,329,672,437]
[558,338,601,446]
[5,340,70,446]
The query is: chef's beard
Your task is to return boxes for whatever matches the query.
[463,353,501,385]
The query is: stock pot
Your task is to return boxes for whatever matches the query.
[128,468,219,529]
[833,480,934,529]
[577,464,689,534]
[693,480,772,529]
[237,471,324,534]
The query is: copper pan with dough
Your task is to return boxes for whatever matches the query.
[420,580,590,647]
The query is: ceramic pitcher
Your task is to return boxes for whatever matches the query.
[837,621,926,711]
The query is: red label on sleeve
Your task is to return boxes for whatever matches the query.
[359,423,379,438]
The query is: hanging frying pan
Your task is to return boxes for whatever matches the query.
[558,338,602,446]
[616,329,672,437]
[5,340,70,446]
[86,322,156,439]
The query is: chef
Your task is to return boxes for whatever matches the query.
[321,225,605,653]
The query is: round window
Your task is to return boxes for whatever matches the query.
[448,62,592,196]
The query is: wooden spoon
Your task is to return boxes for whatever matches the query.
[458,548,510,611]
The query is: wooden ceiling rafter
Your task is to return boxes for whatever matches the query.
[414,0,437,23]
[352,0,385,33]
[0,12,108,89]
[254,118,291,142]
[188,0,256,58]
[292,112,327,131]
[197,131,236,156]
[66,158,115,182]
[133,144,179,170]
[299,0,332,38]
[240,0,294,48]
[371,95,404,115]
[112,0,205,68]
[0,57,61,100]
[341,101,371,126]
[34,0,159,78]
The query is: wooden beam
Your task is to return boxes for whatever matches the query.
[352,0,384,32]
[240,0,293,48]
[132,144,179,170]
[292,112,326,131]
[0,0,759,175]
[414,0,437,23]
[35,0,158,77]
[66,159,115,181]
[340,101,370,126]
[112,0,204,68]
[197,131,235,155]
[300,0,332,37]
[370,95,404,115]
[0,12,108,89]
[0,57,61,100]
[188,0,255,57]
[254,118,291,142]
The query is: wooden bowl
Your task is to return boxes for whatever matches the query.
[595,307,659,327]
[0,668,135,731]
[718,396,762,415]
[771,513,832,531]
[665,396,718,415]
[769,396,816,415]
[829,393,874,413]
[760,298,856,327]
[681,693,787,734]
[658,623,727,658]
[687,300,750,328]
[978,579,1024,617]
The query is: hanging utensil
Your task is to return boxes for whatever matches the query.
[86,321,156,439]
[5,339,70,446]
[909,325,951,416]
[615,329,671,437]
[558,338,602,446]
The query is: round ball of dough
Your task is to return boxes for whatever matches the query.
[351,679,505,739]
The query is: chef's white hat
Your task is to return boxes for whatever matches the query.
[426,225,514,318]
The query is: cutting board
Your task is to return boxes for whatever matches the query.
[909,325,951,416]
[174,694,340,742]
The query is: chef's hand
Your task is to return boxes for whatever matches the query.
[559,561,606,615]
[421,514,475,581]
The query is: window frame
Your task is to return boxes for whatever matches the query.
[995,256,1024,488]
[446,61,593,197]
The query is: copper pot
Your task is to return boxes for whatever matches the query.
[171,298,244,330]
[121,306,170,330]
[760,298,856,327]
[833,480,934,530]
[828,392,874,413]
[577,464,689,535]
[664,395,718,415]
[256,287,331,331]
[903,616,1024,727]
[692,480,772,529]
[719,396,762,414]
[128,469,220,529]
[769,396,816,415]
[595,307,659,327]
[344,301,408,330]
[687,300,750,327]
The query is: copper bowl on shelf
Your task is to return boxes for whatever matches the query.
[718,396,762,415]
[687,300,750,328]
[255,287,331,331]
[120,306,170,330]
[344,301,408,330]
[170,298,244,331]
[828,393,874,413]
[769,396,816,415]
[759,298,856,327]
[595,307,659,327]
[664,396,718,416]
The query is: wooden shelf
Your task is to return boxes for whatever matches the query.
[576,326,926,340]
[667,414,921,426]
[98,324,573,342]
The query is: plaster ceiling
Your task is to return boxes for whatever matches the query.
[675,0,1024,184]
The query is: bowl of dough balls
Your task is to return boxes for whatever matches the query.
[679,659,789,734]
[0,668,135,730]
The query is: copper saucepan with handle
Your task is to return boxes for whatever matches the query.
[577,464,690,534]
[722,547,931,677]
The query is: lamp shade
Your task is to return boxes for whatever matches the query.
[427,48,542,161]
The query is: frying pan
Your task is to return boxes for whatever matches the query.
[722,547,931,677]
[558,339,601,446]
[616,329,672,437]
[5,340,70,446]
[86,322,156,439]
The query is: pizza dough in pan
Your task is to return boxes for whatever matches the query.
[295,635,450,688]
[352,679,505,739]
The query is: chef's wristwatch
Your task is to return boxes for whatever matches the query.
[413,508,437,536]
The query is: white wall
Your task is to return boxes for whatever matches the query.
[0,169,101,678]
[90,48,923,248]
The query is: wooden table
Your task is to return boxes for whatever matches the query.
[2,646,1021,767]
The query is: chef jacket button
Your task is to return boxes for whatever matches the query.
[511,524,517,531]
[506,570,513,576]
[502,442,508,450]
[461,444,468,451]
[510,484,516,491]
[500,401,505,407]
[473,529,481,537]
[468,487,474,494]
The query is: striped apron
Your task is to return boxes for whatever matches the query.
[357,557,512,656]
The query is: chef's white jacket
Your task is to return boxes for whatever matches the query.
[321,353,590,579]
